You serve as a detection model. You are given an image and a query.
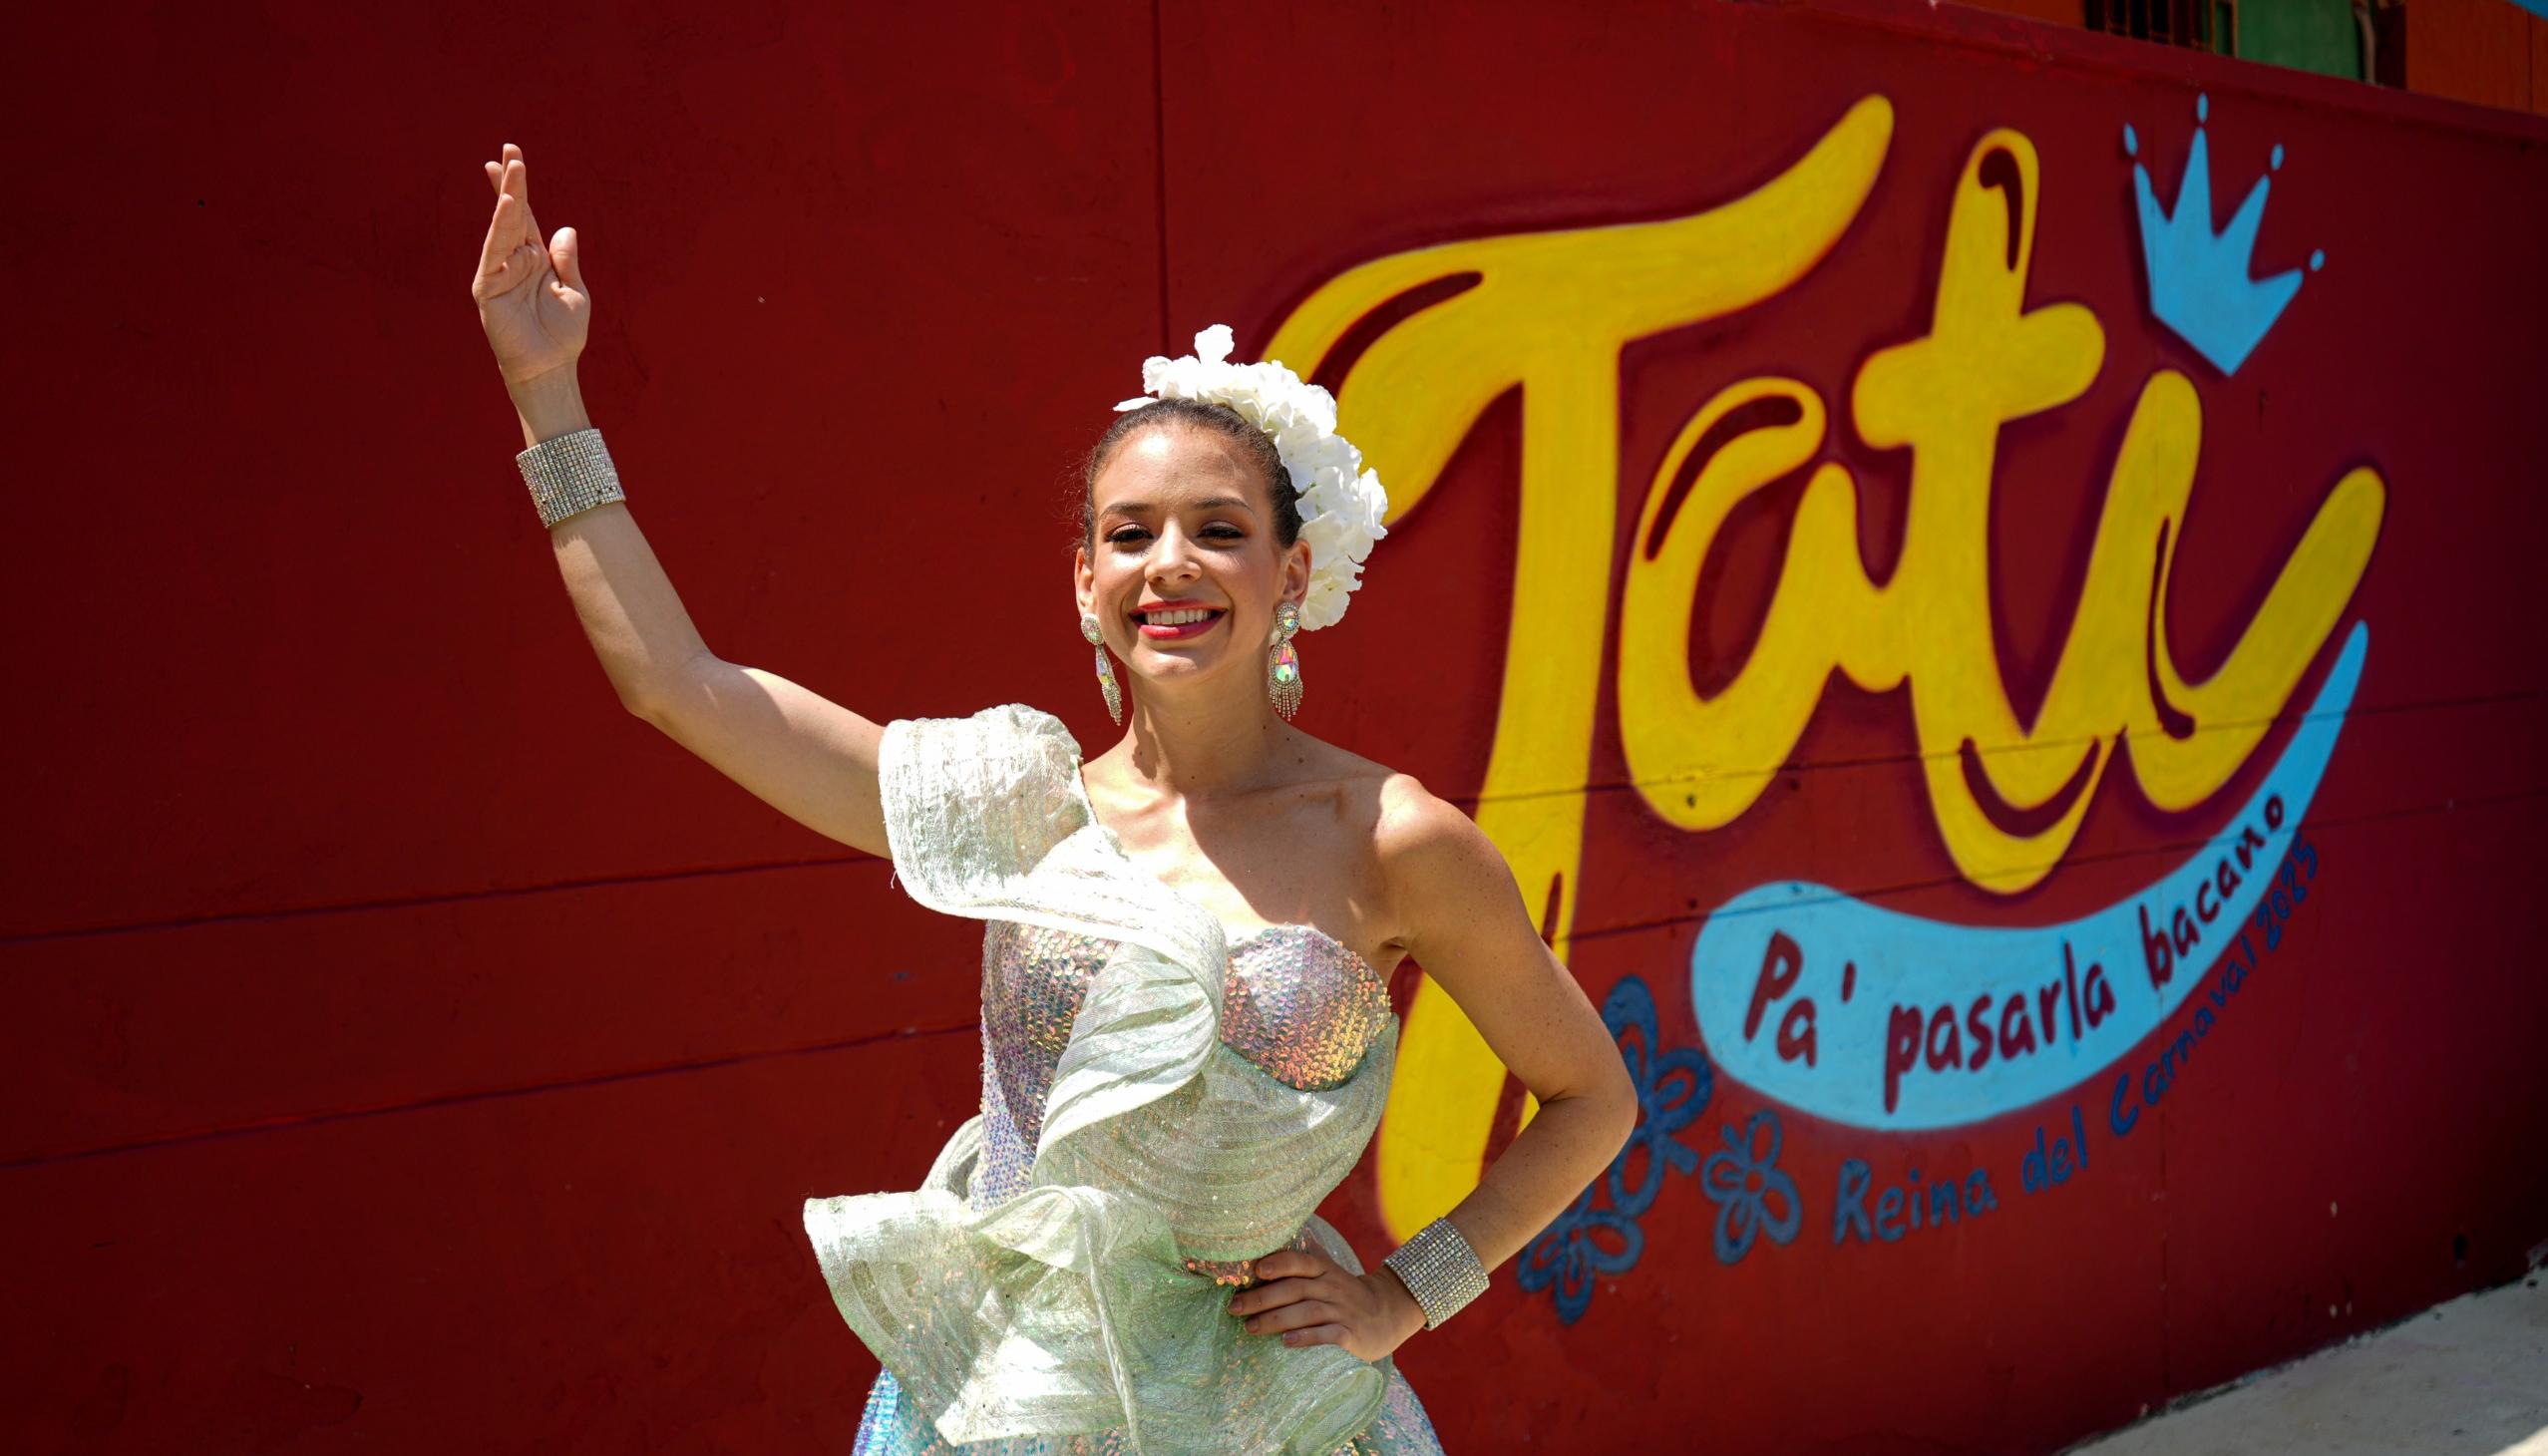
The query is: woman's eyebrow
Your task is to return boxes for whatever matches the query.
[1102,495,1257,517]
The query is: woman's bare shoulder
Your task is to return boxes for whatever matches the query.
[1276,734,1435,821]
[1283,736,1487,873]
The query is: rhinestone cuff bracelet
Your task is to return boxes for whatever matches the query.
[1382,1217,1490,1330]
[517,426,625,529]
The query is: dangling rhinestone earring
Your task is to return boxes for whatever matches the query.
[1080,612,1124,725]
[1267,599,1303,721]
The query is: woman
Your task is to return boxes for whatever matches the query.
[470,142,1638,1454]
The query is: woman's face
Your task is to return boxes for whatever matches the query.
[1074,424,1309,703]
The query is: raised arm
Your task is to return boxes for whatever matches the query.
[472,143,889,857]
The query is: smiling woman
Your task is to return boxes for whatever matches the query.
[471,147,1637,1454]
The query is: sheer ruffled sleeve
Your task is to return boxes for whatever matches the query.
[876,703,1090,916]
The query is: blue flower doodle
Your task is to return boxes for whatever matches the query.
[1698,1108,1803,1266]
[1514,1181,1641,1324]
[1606,975,1710,1218]
[1518,975,1712,1323]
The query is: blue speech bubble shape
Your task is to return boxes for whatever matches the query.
[1690,621,2366,1131]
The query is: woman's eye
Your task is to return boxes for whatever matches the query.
[1108,524,1243,545]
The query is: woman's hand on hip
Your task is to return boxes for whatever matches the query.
[471,143,589,392]
[1227,1247,1426,1362]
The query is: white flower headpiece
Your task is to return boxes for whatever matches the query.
[1114,324,1388,631]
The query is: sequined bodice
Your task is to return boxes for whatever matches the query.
[972,919,1391,1211]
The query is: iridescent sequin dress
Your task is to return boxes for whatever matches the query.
[803,704,1446,1455]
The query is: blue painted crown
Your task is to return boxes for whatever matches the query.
[2127,94,2324,376]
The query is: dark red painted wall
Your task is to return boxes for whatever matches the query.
[7,2,2544,1452]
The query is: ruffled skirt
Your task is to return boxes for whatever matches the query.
[850,1358,1444,1455]
[808,1119,1446,1456]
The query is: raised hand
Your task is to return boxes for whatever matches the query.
[472,143,589,388]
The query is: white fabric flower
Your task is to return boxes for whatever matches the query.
[1109,324,1389,631]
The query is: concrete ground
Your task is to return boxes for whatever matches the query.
[2064,1274,2547,1455]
